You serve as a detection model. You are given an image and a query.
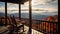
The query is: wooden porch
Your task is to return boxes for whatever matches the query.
[0,0,58,34]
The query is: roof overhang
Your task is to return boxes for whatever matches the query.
[0,0,29,4]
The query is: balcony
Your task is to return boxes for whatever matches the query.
[0,0,58,34]
[0,16,58,34]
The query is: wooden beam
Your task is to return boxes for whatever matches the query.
[19,4,21,20]
[5,2,7,26]
[0,0,29,4]
[29,0,32,34]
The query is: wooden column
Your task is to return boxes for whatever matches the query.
[19,4,21,20]
[19,3,24,33]
[5,2,7,26]
[29,0,32,34]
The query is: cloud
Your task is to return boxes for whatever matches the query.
[0,0,58,14]
[21,0,58,9]
[7,3,19,8]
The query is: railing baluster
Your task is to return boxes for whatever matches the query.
[50,23,51,34]
[45,22,46,34]
[40,21,42,32]
[39,22,40,31]
[52,23,54,34]
[42,23,44,32]
[40,21,41,31]
[57,23,58,34]
[48,23,50,34]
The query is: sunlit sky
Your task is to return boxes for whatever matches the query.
[0,0,58,14]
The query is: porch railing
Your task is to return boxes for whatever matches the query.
[31,20,58,34]
[0,16,58,34]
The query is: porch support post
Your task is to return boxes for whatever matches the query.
[29,0,32,34]
[19,4,21,20]
[5,2,7,26]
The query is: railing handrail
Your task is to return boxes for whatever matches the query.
[0,18,58,24]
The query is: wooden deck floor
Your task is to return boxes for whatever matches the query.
[0,23,43,34]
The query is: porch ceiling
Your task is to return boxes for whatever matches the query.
[0,0,29,4]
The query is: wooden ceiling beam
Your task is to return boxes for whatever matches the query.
[0,0,29,4]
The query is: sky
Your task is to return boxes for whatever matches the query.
[0,0,58,14]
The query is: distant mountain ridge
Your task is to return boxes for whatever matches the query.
[10,13,49,20]
[0,13,5,16]
[0,13,57,20]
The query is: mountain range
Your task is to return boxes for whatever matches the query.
[0,12,57,20]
